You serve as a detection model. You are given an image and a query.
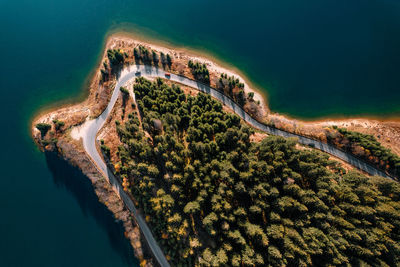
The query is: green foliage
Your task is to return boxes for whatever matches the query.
[100,65,109,82]
[36,123,51,137]
[218,73,247,106]
[119,86,129,95]
[133,45,152,64]
[114,78,400,266]
[133,46,171,68]
[40,137,57,146]
[107,49,124,68]
[166,53,172,68]
[327,127,400,177]
[52,119,65,131]
[152,50,159,66]
[119,86,130,109]
[247,92,254,100]
[133,47,140,61]
[101,144,111,158]
[188,60,210,84]
[160,52,167,67]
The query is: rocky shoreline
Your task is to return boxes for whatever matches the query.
[32,135,154,266]
[31,35,274,266]
[32,33,400,265]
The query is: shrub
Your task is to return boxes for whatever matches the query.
[36,123,51,137]
[52,119,65,131]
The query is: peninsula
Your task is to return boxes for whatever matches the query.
[33,34,400,266]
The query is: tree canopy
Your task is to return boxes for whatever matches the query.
[36,123,51,137]
[107,49,124,67]
[108,78,400,266]
[327,126,400,178]
[188,60,210,84]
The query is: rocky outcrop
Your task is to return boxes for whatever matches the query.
[37,137,153,266]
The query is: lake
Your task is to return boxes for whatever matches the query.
[0,0,399,266]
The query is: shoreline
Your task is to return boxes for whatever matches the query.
[31,34,400,179]
[104,28,269,105]
[31,32,400,174]
[106,29,400,121]
[31,29,400,134]
[104,32,269,117]
[31,32,400,265]
[100,32,400,157]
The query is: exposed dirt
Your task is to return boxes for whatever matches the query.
[36,138,153,266]
[107,35,268,119]
[267,113,400,157]
[32,33,400,266]
[108,34,400,157]
[98,81,137,163]
[250,132,268,143]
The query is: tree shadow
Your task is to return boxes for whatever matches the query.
[44,152,139,266]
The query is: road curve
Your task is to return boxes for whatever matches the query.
[131,64,392,179]
[82,66,171,267]
[81,64,393,266]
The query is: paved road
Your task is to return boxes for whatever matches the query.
[130,65,392,179]
[81,64,393,266]
[82,66,171,267]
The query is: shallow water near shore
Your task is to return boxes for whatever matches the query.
[1,0,400,266]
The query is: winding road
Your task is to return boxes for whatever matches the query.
[80,64,393,267]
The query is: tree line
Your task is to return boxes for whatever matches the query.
[100,49,126,82]
[100,47,173,83]
[134,45,172,68]
[217,73,258,107]
[105,77,400,266]
[188,60,210,84]
[326,126,400,178]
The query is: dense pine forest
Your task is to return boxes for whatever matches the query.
[109,77,400,266]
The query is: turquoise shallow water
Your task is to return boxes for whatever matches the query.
[0,0,399,266]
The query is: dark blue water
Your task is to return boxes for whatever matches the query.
[0,0,399,266]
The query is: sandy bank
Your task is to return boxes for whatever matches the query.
[105,33,400,157]
[31,32,400,265]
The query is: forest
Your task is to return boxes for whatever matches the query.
[326,126,400,178]
[104,77,400,266]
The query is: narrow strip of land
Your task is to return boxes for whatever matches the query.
[80,64,393,267]
[130,65,392,178]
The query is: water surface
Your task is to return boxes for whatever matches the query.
[0,0,399,266]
